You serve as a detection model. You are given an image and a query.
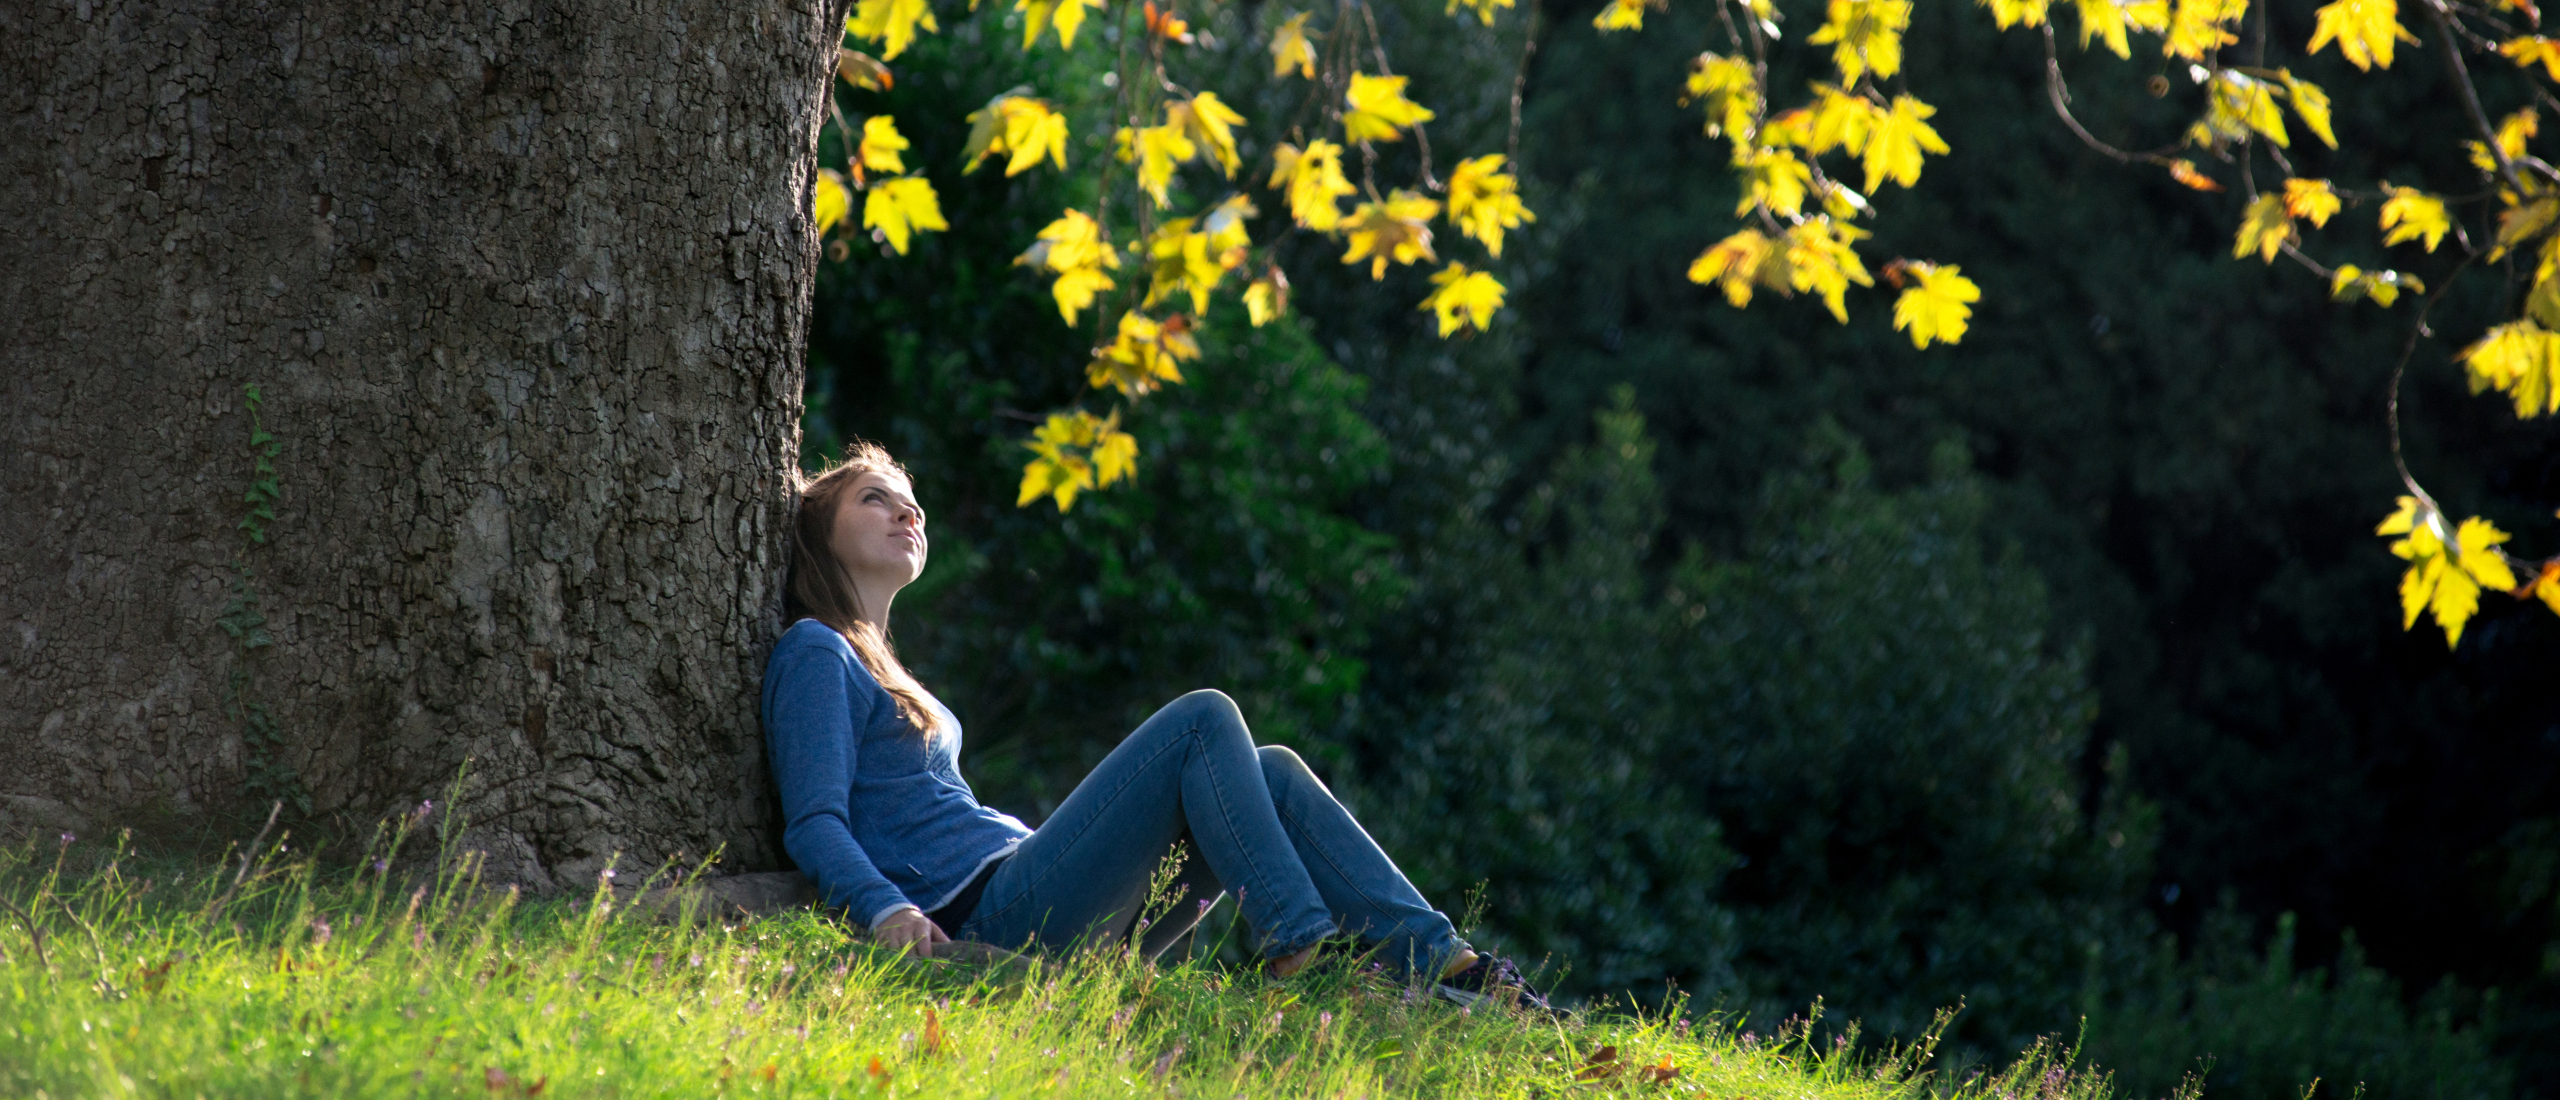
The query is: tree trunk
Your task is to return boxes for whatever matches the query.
[1,0,834,889]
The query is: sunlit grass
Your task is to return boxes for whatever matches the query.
[0,802,2145,1100]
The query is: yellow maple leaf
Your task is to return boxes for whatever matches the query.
[1890,260,1980,348]
[1447,154,1537,257]
[1244,269,1289,325]
[2327,263,2422,306]
[1268,140,1358,230]
[847,0,941,61]
[1343,73,1436,144]
[1201,193,1257,258]
[2504,35,2560,80]
[1016,209,1122,325]
[1015,0,1107,49]
[1420,262,1506,335]
[2163,0,2246,59]
[1049,267,1118,326]
[1020,208,1120,273]
[2457,320,2560,417]
[1809,0,1912,83]
[1592,0,1658,32]
[1806,84,1882,157]
[1141,218,1233,315]
[1689,228,1786,306]
[1118,123,1196,208]
[1169,93,1248,178]
[2386,505,2521,647]
[859,115,912,177]
[963,96,1069,177]
[1340,190,1441,278]
[1682,53,1763,141]
[1271,12,1319,78]
[1087,312,1200,397]
[1735,147,1814,218]
[837,49,895,91]
[1981,0,2053,29]
[1787,217,1875,322]
[2491,194,2559,263]
[2076,0,2134,58]
[2232,192,2295,263]
[1019,440,1094,511]
[2307,0,2416,71]
[2283,178,2341,227]
[2501,107,2540,164]
[1448,0,1517,26]
[2278,71,2339,149]
[1093,427,1138,487]
[2201,72,2288,147]
[1863,95,1949,193]
[2379,186,2451,252]
[1018,409,1138,511]
[863,175,948,255]
[816,169,853,236]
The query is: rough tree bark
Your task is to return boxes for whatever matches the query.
[1,0,838,889]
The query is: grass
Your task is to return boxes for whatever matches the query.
[0,804,2156,1100]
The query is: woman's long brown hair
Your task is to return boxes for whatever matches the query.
[786,442,944,737]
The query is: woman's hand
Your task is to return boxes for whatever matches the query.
[873,907,950,958]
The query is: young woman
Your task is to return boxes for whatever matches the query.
[761,443,1546,1005]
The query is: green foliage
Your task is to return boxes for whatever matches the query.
[0,820,2137,1100]
[2087,909,2513,1100]
[1359,394,2144,1049]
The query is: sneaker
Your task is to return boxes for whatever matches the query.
[1433,951,1555,1014]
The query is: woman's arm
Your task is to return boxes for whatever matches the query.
[765,640,920,931]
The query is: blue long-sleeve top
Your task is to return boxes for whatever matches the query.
[762,617,1031,930]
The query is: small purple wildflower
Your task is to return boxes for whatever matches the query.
[371,858,389,874]
[310,916,333,947]
[57,831,73,846]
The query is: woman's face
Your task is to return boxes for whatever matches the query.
[829,470,928,590]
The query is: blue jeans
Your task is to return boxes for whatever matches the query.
[955,689,1469,979]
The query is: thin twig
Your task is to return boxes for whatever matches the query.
[1357,0,1437,189]
[1506,0,1544,167]
[2423,0,2529,198]
[2275,240,2336,281]
[2386,251,2479,506]
[0,893,50,974]
[2040,23,2182,166]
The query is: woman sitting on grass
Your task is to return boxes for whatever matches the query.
[762,442,1545,1008]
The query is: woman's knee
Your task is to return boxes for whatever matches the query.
[1258,743,1313,793]
[1168,688,1247,738]
[1125,689,1249,753]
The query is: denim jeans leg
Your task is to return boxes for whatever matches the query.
[1257,745,1469,980]
[956,690,1336,959]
